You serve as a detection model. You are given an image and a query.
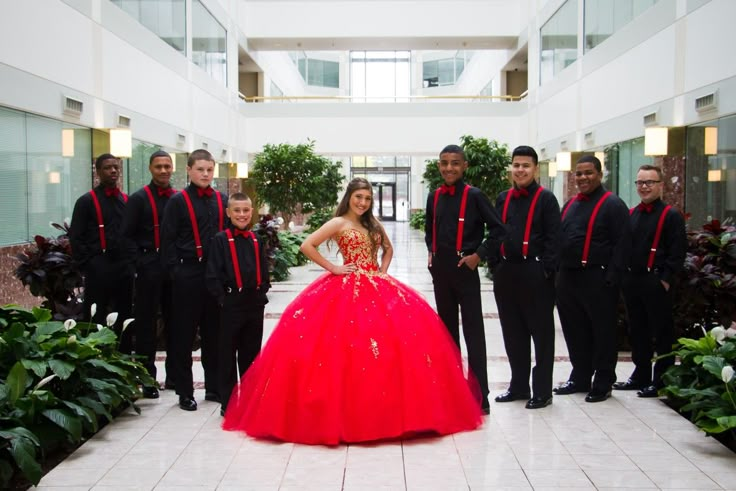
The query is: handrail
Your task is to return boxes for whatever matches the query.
[238,94,525,103]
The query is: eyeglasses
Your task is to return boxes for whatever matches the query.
[635,180,661,188]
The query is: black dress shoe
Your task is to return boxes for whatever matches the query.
[637,385,660,398]
[553,381,589,395]
[220,406,226,417]
[612,379,647,391]
[584,389,612,403]
[481,398,490,415]
[179,396,197,411]
[525,396,553,409]
[494,390,531,403]
[142,386,159,399]
[204,392,221,403]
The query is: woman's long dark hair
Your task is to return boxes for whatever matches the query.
[335,177,386,252]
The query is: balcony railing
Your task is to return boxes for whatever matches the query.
[238,93,527,103]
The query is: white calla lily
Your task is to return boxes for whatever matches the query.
[63,319,76,331]
[67,335,77,344]
[722,366,734,383]
[122,318,135,332]
[725,327,736,339]
[90,303,97,318]
[34,374,58,390]
[96,324,103,331]
[106,312,118,327]
[711,326,726,344]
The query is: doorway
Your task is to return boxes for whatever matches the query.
[372,182,396,221]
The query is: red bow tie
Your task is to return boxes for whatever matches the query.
[234,229,253,239]
[158,187,176,198]
[637,202,654,213]
[197,186,214,198]
[511,187,529,199]
[439,184,456,196]
[576,193,591,202]
[104,187,120,198]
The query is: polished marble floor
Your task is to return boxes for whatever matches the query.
[35,222,735,490]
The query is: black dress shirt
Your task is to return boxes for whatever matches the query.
[206,227,271,305]
[160,183,229,267]
[424,180,505,259]
[558,185,631,284]
[69,185,133,267]
[628,199,687,283]
[491,181,561,272]
[121,181,174,258]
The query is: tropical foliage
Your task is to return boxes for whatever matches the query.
[662,325,736,436]
[672,219,736,339]
[0,305,153,487]
[254,215,308,282]
[14,222,83,320]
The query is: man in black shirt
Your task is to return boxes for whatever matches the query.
[160,149,228,411]
[614,165,686,397]
[491,146,560,409]
[69,153,134,350]
[121,150,176,399]
[425,144,506,414]
[554,155,631,402]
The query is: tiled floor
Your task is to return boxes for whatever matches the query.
[35,222,735,490]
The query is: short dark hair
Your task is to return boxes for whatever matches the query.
[187,149,214,167]
[638,164,663,180]
[229,192,251,203]
[577,154,602,173]
[95,153,117,170]
[440,144,465,160]
[512,145,538,165]
[149,150,172,165]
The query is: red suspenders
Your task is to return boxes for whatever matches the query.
[500,186,544,259]
[89,189,127,253]
[181,188,224,261]
[561,191,612,267]
[432,185,472,256]
[225,229,262,291]
[143,185,161,251]
[630,204,673,272]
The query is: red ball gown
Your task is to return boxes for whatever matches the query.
[222,228,483,445]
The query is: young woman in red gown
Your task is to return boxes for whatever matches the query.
[222,178,483,445]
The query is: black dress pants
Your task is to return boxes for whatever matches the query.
[169,262,220,399]
[82,254,134,353]
[622,272,675,387]
[556,267,619,392]
[132,254,168,381]
[493,260,555,398]
[429,252,489,400]
[219,295,265,410]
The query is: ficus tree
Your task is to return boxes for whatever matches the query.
[250,140,344,226]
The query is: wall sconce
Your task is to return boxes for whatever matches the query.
[169,153,177,172]
[236,162,249,179]
[704,127,718,155]
[644,127,668,156]
[548,160,557,178]
[708,169,722,182]
[556,152,571,172]
[109,129,132,158]
[62,129,74,157]
[48,171,61,184]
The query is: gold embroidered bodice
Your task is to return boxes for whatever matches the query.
[336,228,380,272]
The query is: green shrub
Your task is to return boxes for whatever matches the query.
[661,325,736,436]
[409,209,426,232]
[0,305,154,487]
[306,208,335,232]
[272,231,308,282]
